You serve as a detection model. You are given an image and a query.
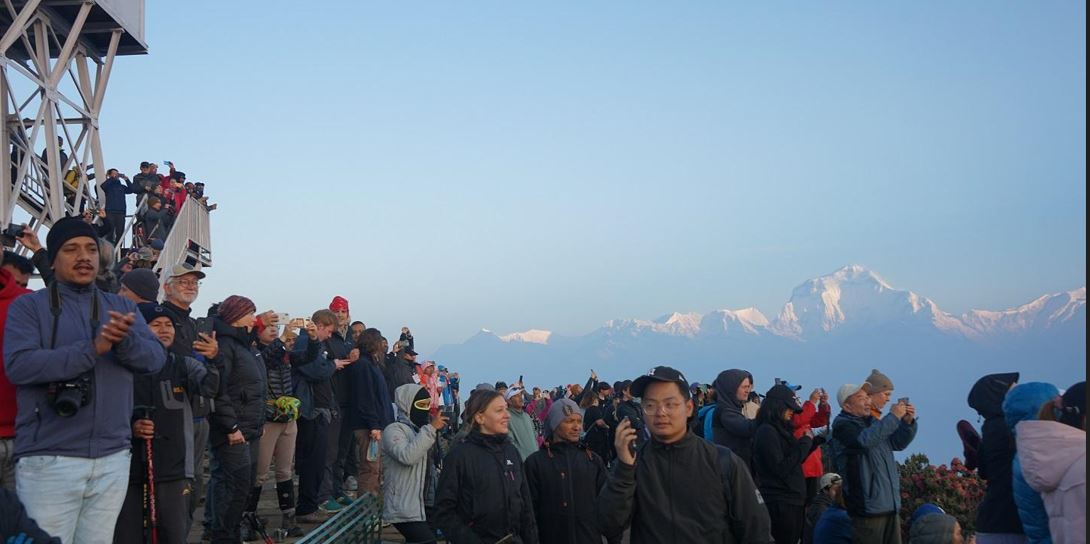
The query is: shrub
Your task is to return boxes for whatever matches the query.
[898,454,985,538]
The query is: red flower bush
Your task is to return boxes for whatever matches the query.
[899,454,985,538]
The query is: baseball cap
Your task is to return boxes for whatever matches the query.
[168,262,206,280]
[631,366,690,399]
[765,384,804,413]
[819,473,842,491]
[776,378,802,391]
[837,384,867,407]
[148,238,165,251]
[504,387,524,401]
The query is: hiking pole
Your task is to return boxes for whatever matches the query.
[136,405,159,544]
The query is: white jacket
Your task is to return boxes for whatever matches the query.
[381,384,439,524]
[1016,420,1086,544]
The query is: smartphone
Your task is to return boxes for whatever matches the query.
[898,397,910,405]
[518,375,523,385]
[275,312,290,326]
[625,415,644,455]
[164,160,172,166]
[195,317,214,338]
[440,406,455,419]
[3,223,24,238]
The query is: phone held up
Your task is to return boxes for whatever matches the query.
[898,397,910,405]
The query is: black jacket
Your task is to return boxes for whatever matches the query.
[384,355,417,402]
[712,370,759,471]
[326,331,353,408]
[803,491,834,544]
[209,318,266,443]
[0,488,60,543]
[258,339,293,400]
[598,432,772,544]
[435,431,539,544]
[968,372,1024,534]
[161,300,216,418]
[524,441,607,544]
[752,421,812,506]
[346,355,393,431]
[130,349,219,483]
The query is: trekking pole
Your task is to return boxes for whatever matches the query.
[136,405,159,544]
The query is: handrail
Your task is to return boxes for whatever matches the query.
[296,493,382,544]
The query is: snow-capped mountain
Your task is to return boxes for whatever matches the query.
[961,287,1086,336]
[498,329,553,344]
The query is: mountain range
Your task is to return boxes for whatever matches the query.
[434,265,1086,461]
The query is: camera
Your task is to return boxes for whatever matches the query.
[48,371,94,417]
[3,223,25,238]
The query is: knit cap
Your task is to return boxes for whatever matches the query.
[865,369,894,394]
[217,295,256,325]
[544,398,584,440]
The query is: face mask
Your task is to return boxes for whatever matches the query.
[409,390,430,427]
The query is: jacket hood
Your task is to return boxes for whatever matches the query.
[1002,382,1059,433]
[1016,420,1086,493]
[714,369,753,410]
[212,316,252,344]
[0,270,30,301]
[968,372,1020,419]
[394,383,425,418]
[909,513,958,544]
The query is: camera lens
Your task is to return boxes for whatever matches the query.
[54,388,82,417]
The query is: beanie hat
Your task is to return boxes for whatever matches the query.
[137,302,173,326]
[120,268,160,302]
[329,296,349,313]
[46,216,99,264]
[1060,381,1086,429]
[865,369,894,394]
[544,398,584,440]
[909,512,958,544]
[217,295,256,326]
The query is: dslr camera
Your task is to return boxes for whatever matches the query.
[48,371,94,417]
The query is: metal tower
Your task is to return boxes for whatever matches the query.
[1,0,145,234]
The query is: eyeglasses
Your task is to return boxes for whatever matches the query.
[641,400,685,415]
[173,279,201,288]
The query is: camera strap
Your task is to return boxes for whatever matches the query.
[48,282,101,350]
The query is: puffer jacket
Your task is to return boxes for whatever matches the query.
[435,430,539,544]
[792,400,831,478]
[209,318,266,444]
[381,384,440,524]
[524,440,608,544]
[712,370,759,470]
[831,411,917,516]
[258,339,292,400]
[1003,382,1060,544]
[968,372,1024,535]
[1016,420,1085,544]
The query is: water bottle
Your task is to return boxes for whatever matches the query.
[367,437,380,462]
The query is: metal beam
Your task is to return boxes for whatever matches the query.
[0,0,42,54]
[45,0,90,89]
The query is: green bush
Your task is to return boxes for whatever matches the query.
[898,454,985,538]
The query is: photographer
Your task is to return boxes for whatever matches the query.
[2,217,165,542]
[99,168,136,246]
[290,311,340,521]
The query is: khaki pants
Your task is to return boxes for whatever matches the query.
[353,429,382,497]
[852,513,902,544]
[256,420,298,487]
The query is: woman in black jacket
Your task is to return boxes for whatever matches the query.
[967,372,1025,543]
[208,295,266,544]
[525,398,608,544]
[435,389,539,544]
[752,383,813,544]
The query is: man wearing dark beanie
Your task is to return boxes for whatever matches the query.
[118,268,160,304]
[3,215,165,543]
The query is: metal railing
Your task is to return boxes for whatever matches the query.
[296,493,382,544]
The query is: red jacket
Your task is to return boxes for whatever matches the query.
[792,400,831,478]
[0,269,32,438]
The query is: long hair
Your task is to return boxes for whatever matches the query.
[358,328,385,364]
[756,396,795,435]
[463,389,504,431]
[579,390,598,410]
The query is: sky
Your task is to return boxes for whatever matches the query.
[71,1,1085,354]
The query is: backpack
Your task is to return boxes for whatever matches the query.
[693,405,717,441]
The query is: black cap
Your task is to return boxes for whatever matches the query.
[137,302,173,326]
[765,384,804,413]
[403,347,418,356]
[495,381,508,390]
[140,161,150,169]
[631,366,690,399]
[596,382,613,393]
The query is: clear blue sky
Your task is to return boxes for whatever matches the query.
[96,1,1085,354]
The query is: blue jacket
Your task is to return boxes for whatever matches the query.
[1002,382,1059,544]
[813,505,852,544]
[99,176,137,214]
[290,332,335,421]
[3,282,165,459]
[831,411,917,516]
[347,354,393,431]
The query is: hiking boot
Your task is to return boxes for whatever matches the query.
[319,498,345,514]
[296,510,326,524]
[336,495,353,506]
[240,522,257,542]
[282,511,306,537]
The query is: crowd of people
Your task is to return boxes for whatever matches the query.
[0,208,1085,544]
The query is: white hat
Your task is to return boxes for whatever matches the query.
[820,473,842,491]
[837,383,866,407]
[504,387,524,401]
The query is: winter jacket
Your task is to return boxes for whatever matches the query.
[1003,382,1060,544]
[130,349,219,483]
[160,301,216,418]
[0,488,60,543]
[525,441,608,544]
[0,269,31,438]
[290,332,335,420]
[383,355,417,402]
[508,408,539,461]
[435,430,539,544]
[753,421,813,506]
[258,339,293,402]
[209,318,266,444]
[968,372,1024,535]
[142,205,168,240]
[793,400,831,478]
[804,491,835,544]
[713,370,760,471]
[812,505,852,544]
[382,384,440,524]
[1016,420,1085,544]
[347,354,393,431]
[326,331,353,408]
[597,432,772,544]
[831,410,917,517]
[3,282,165,459]
[99,176,136,214]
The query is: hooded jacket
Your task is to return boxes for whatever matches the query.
[4,282,165,459]
[792,400,831,478]
[209,317,266,443]
[753,416,813,506]
[968,372,1024,534]
[1016,420,1085,544]
[381,384,440,524]
[909,513,959,544]
[0,269,31,439]
[1003,382,1061,544]
[508,407,539,461]
[130,349,219,483]
[290,332,336,420]
[525,440,608,544]
[831,410,917,517]
[435,430,539,544]
[598,432,772,544]
[712,370,759,470]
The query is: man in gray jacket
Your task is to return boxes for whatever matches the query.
[3,217,165,544]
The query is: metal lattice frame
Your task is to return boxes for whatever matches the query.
[1,0,122,236]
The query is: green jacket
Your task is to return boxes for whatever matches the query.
[508,408,538,460]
